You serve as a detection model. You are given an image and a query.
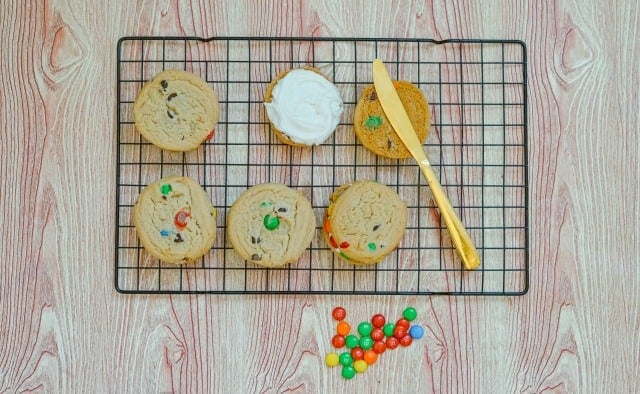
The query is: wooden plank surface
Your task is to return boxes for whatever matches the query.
[1,1,638,392]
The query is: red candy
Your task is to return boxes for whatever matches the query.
[396,318,410,329]
[399,334,413,347]
[393,325,408,339]
[329,236,339,249]
[372,340,386,354]
[351,347,364,360]
[371,314,386,328]
[339,241,350,249]
[332,334,346,348]
[370,328,384,341]
[386,337,399,349]
[332,307,347,321]
[174,210,190,229]
[205,129,215,141]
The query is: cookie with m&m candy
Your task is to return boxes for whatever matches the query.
[323,180,407,265]
[133,176,217,264]
[227,183,316,267]
[353,81,430,159]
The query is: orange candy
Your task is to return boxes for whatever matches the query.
[337,321,351,336]
[323,219,331,234]
[363,350,378,364]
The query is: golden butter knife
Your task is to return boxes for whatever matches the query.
[372,59,480,270]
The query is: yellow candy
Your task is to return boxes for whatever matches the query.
[353,360,368,373]
[325,352,339,367]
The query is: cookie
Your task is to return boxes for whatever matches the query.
[133,176,217,264]
[264,67,343,146]
[323,180,407,265]
[133,69,219,151]
[354,81,430,159]
[227,183,316,267]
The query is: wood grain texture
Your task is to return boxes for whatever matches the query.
[1,0,638,393]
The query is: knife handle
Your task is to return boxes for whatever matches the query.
[418,159,481,270]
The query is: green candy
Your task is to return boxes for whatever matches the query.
[357,322,373,336]
[367,242,376,251]
[338,352,353,366]
[403,307,418,321]
[160,184,172,195]
[263,214,280,230]
[345,334,359,349]
[364,115,382,129]
[383,323,395,337]
[341,365,356,379]
[359,336,374,350]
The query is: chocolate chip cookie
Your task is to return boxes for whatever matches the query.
[133,69,219,151]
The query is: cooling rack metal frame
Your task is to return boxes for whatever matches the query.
[115,36,529,295]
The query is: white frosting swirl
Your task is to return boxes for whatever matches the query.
[264,69,343,145]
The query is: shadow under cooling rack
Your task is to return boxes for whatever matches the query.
[115,36,529,295]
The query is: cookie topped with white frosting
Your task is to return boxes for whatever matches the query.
[264,67,343,146]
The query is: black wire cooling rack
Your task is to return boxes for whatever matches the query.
[115,36,529,295]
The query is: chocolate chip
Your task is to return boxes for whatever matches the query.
[251,254,262,261]
[369,91,377,101]
[167,93,177,101]
[162,195,167,200]
[373,224,380,231]
[251,236,262,244]
[167,110,174,119]
[160,80,168,89]
[387,139,393,149]
[174,233,184,243]
[277,207,287,213]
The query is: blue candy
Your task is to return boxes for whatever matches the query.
[409,324,424,339]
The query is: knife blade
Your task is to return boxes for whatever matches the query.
[372,59,480,270]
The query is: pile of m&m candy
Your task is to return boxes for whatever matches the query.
[325,306,424,379]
